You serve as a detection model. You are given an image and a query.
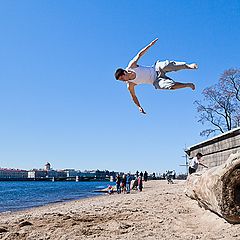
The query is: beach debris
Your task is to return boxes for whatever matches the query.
[118,223,132,229]
[62,215,71,220]
[18,221,33,227]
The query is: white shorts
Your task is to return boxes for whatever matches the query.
[153,77,176,90]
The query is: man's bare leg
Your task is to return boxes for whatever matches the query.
[171,82,195,90]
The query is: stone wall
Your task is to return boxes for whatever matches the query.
[185,127,240,171]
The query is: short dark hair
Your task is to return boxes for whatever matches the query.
[196,152,203,158]
[115,68,125,80]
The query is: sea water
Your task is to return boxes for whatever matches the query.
[0,181,108,213]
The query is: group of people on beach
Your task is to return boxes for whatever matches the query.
[115,173,132,194]
[109,171,148,195]
[107,153,207,195]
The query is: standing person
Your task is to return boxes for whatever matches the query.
[116,174,121,194]
[132,177,138,190]
[126,173,132,194]
[136,170,139,178]
[166,170,174,184]
[121,174,127,194]
[143,171,148,182]
[172,170,176,179]
[138,176,143,192]
[140,171,143,178]
[115,38,198,114]
[188,153,208,174]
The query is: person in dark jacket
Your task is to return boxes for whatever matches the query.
[116,174,121,194]
[143,171,148,182]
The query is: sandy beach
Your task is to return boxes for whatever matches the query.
[0,180,240,240]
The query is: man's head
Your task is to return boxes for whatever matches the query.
[196,152,203,159]
[115,68,128,81]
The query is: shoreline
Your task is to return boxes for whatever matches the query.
[0,192,105,215]
[0,180,108,214]
[1,180,240,239]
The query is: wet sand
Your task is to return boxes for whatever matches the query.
[0,180,240,240]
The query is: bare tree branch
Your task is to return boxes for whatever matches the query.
[195,68,240,137]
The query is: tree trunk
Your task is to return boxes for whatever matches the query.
[185,152,240,223]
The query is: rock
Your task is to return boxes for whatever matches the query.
[63,215,71,220]
[0,227,8,233]
[186,152,240,223]
[19,221,33,227]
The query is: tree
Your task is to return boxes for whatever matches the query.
[195,68,240,137]
[220,69,240,127]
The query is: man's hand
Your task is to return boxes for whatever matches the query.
[138,107,146,114]
[150,38,158,46]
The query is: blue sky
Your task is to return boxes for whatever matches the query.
[0,0,239,174]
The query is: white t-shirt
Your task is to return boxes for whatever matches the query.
[126,65,157,85]
[189,157,199,169]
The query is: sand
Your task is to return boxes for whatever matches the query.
[0,180,240,240]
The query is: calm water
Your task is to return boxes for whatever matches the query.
[0,181,108,213]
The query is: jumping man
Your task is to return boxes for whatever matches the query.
[115,38,198,114]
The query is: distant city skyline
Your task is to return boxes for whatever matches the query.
[0,161,158,175]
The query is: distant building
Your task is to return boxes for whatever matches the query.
[63,169,78,178]
[46,170,58,178]
[78,170,96,178]
[28,169,67,179]
[28,162,66,179]
[55,170,67,178]
[0,162,119,181]
[63,169,114,180]
[28,170,47,179]
[0,168,28,179]
[45,162,51,171]
[96,170,108,180]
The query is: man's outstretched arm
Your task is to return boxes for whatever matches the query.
[199,162,208,168]
[128,83,146,114]
[128,38,158,68]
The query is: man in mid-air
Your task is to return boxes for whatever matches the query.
[115,38,198,114]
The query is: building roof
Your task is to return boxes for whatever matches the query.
[0,168,27,172]
[186,127,240,153]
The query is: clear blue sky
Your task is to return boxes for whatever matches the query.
[0,0,239,174]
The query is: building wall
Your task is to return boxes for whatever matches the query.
[28,170,67,179]
[64,169,78,177]
[0,169,28,179]
[28,170,47,179]
[186,127,240,171]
